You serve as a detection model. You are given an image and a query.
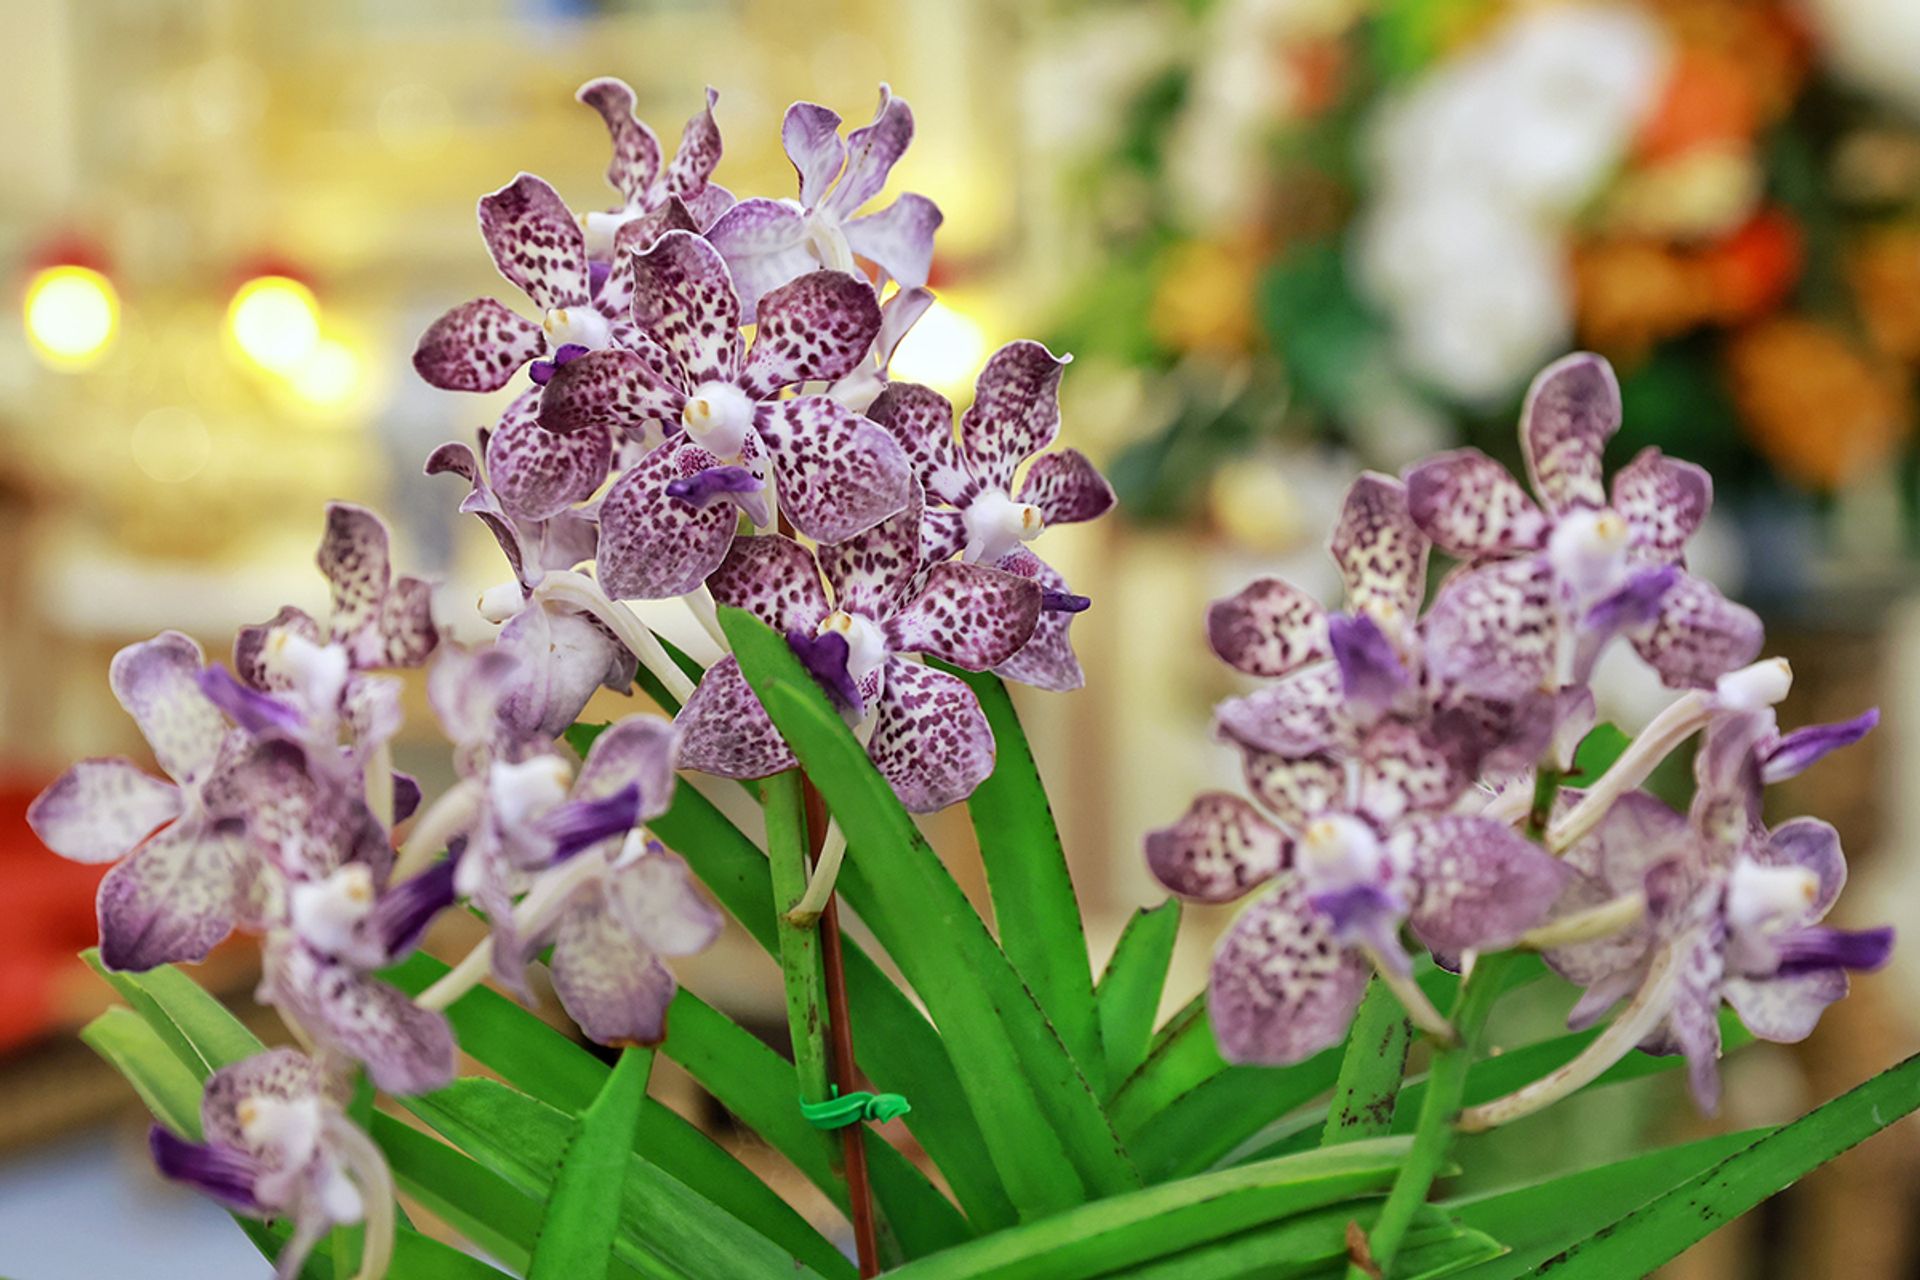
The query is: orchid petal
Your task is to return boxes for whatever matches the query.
[822,86,914,220]
[1762,710,1878,785]
[629,230,743,384]
[1759,817,1847,919]
[740,270,882,399]
[605,848,724,957]
[29,759,182,864]
[478,174,591,312]
[675,658,796,779]
[536,345,687,438]
[819,489,921,619]
[1404,448,1549,558]
[1422,558,1557,703]
[1209,875,1372,1066]
[1612,447,1711,566]
[704,197,812,323]
[1145,791,1288,903]
[111,631,231,786]
[97,820,249,972]
[755,396,914,544]
[886,562,1042,669]
[577,78,662,206]
[267,941,454,1095]
[663,86,723,202]
[1212,663,1343,758]
[486,392,612,521]
[496,606,632,740]
[596,439,738,600]
[1521,352,1619,516]
[1397,815,1568,956]
[782,101,847,208]
[549,891,679,1047]
[412,298,545,393]
[1724,969,1848,1044]
[844,193,943,288]
[868,381,974,507]
[1329,473,1429,627]
[990,549,1086,692]
[573,716,678,822]
[1017,448,1115,528]
[1205,578,1330,678]
[1240,749,1342,833]
[958,341,1068,491]
[707,534,832,635]
[1629,572,1764,689]
[866,659,995,813]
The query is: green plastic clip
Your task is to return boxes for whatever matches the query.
[798,1086,912,1129]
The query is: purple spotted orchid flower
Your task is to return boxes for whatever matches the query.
[707,86,943,321]
[150,1049,394,1280]
[29,632,259,972]
[480,717,722,1046]
[1407,353,1762,696]
[866,342,1114,691]
[1538,709,1891,1113]
[538,230,913,600]
[678,491,1043,812]
[574,79,732,260]
[826,285,935,413]
[413,173,653,395]
[1146,719,1567,1065]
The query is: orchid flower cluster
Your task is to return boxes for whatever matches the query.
[1147,352,1892,1126]
[37,81,1111,1279]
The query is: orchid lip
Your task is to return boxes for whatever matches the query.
[680,380,754,457]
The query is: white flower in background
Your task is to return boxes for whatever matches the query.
[1353,3,1668,404]
[1806,0,1920,119]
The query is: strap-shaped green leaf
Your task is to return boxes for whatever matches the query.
[1092,900,1181,1096]
[946,666,1103,1083]
[1443,1128,1770,1280]
[372,1114,555,1277]
[529,1047,654,1280]
[1491,1050,1920,1277]
[648,763,1018,1230]
[1321,978,1412,1147]
[724,606,1138,1209]
[80,1008,204,1137]
[1114,1203,1491,1280]
[404,1078,826,1279]
[235,1217,513,1280]
[83,947,265,1078]
[884,1138,1412,1280]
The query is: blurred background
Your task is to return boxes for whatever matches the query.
[5,0,1920,1274]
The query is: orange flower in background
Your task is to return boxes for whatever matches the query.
[1636,46,1760,164]
[1151,239,1260,357]
[1849,226,1920,363]
[1703,210,1803,323]
[1573,238,1714,358]
[1725,317,1911,491]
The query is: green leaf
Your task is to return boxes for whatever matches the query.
[1322,978,1412,1147]
[82,948,265,1078]
[237,1217,514,1280]
[80,1007,205,1137]
[372,1114,551,1277]
[649,762,1018,1231]
[1566,723,1632,784]
[1498,1051,1920,1276]
[946,666,1103,1084]
[1093,900,1182,1096]
[404,1078,825,1279]
[884,1139,1412,1280]
[1443,1129,1770,1280]
[530,1047,654,1280]
[1114,1203,1477,1280]
[723,607,1138,1210]
[383,953,857,1277]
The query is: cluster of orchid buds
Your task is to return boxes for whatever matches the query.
[35,80,1111,1279]
[1147,352,1893,1126]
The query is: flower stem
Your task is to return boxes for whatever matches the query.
[392,778,480,882]
[535,570,697,704]
[763,771,833,1107]
[786,820,848,925]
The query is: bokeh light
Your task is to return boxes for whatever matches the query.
[22,265,120,369]
[227,275,320,373]
[889,298,989,395]
[289,337,365,412]
[129,406,212,483]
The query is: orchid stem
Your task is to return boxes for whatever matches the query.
[1518,892,1646,951]
[786,820,848,926]
[1458,942,1681,1132]
[416,937,494,1012]
[364,740,395,833]
[762,769,835,1118]
[391,779,480,882]
[536,570,698,705]
[684,584,729,653]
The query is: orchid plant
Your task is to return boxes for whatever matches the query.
[48,77,1920,1280]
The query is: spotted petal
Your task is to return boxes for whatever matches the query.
[1403,448,1548,558]
[1213,663,1344,758]
[578,78,663,207]
[1206,579,1329,679]
[1546,790,1687,989]
[485,393,612,521]
[708,535,832,635]
[868,382,973,507]
[866,659,994,813]
[1354,722,1462,825]
[782,102,847,208]
[112,632,231,786]
[1018,449,1115,528]
[596,439,738,600]
[1422,558,1556,703]
[1209,875,1372,1066]
[317,504,394,645]
[479,174,591,312]
[629,230,743,385]
[412,298,545,393]
[739,270,882,399]
[1145,791,1288,903]
[97,820,250,971]
[705,198,813,323]
[1612,447,1711,566]
[822,86,914,220]
[550,893,680,1047]
[675,658,795,779]
[886,562,1041,669]
[1396,815,1568,957]
[1521,352,1619,516]
[959,341,1069,491]
[663,87,723,202]
[1629,572,1764,688]
[30,758,183,864]
[755,396,914,544]
[991,550,1086,693]
[1329,473,1429,626]
[845,194,943,289]
[536,346,686,438]
[266,941,455,1095]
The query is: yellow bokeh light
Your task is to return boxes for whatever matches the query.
[23,265,120,368]
[228,275,320,373]
[290,338,364,410]
[889,298,990,395]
